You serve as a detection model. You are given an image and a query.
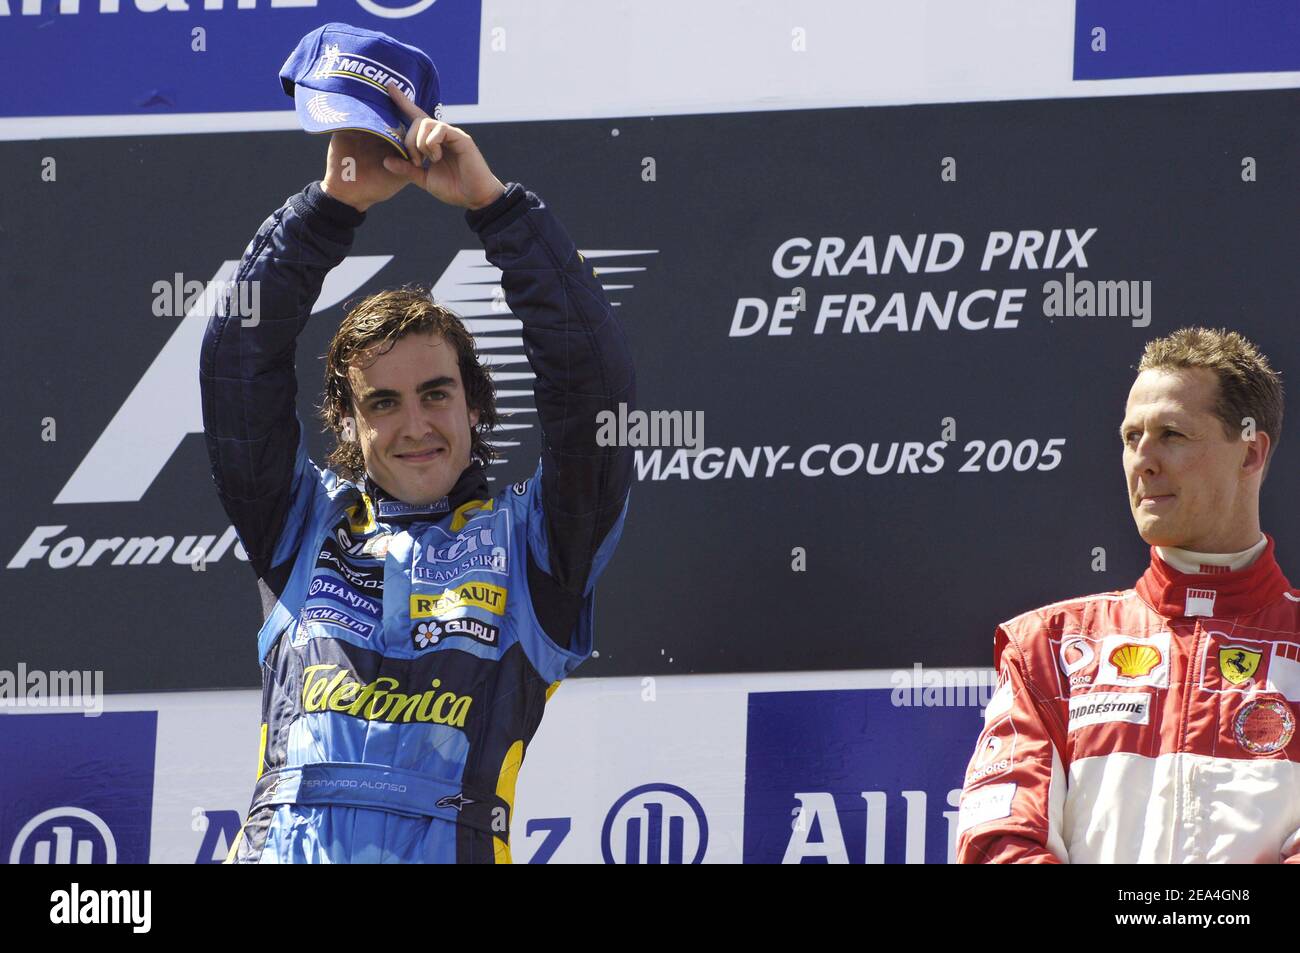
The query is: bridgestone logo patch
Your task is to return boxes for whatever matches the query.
[1068,691,1151,731]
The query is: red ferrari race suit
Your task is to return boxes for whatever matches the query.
[956,535,1300,863]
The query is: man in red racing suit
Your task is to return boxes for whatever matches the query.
[957,329,1300,863]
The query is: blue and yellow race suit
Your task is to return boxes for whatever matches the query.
[199,180,634,862]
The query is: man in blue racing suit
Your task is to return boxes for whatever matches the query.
[200,83,634,862]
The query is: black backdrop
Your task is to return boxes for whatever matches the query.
[2,88,1296,691]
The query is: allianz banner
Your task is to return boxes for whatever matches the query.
[0,0,480,119]
[1,88,1295,691]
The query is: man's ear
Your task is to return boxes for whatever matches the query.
[342,416,357,443]
[468,407,481,429]
[1243,430,1271,477]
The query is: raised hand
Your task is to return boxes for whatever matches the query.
[320,128,412,213]
[380,81,506,211]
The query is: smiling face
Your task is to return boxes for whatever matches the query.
[1121,367,1268,552]
[348,331,481,505]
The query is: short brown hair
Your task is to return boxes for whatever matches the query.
[319,284,499,480]
[1137,327,1284,476]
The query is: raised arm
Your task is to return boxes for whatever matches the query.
[467,186,635,596]
[200,132,407,579]
[380,81,635,617]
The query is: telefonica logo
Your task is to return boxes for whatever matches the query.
[2,0,438,19]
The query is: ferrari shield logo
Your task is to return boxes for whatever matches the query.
[1218,646,1262,685]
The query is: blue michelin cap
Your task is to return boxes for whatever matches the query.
[280,22,442,160]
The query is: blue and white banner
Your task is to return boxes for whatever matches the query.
[0,0,480,119]
[1074,0,1300,80]
[0,672,991,863]
[1,712,156,864]
[744,688,984,864]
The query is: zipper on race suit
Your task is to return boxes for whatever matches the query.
[1174,618,1205,861]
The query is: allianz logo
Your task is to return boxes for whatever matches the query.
[4,0,435,19]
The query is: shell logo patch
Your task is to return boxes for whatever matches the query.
[1108,643,1162,679]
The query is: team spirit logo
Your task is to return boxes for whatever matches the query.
[410,582,508,619]
[1219,646,1263,686]
[300,663,472,728]
[412,618,500,650]
[413,521,510,585]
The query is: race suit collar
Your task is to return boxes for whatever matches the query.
[1137,533,1293,618]
[361,462,490,524]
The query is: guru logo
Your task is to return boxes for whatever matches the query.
[412,617,500,650]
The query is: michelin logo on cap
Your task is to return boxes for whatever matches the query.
[312,43,419,102]
[280,22,443,158]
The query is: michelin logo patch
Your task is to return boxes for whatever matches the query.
[300,606,376,641]
[412,617,501,650]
